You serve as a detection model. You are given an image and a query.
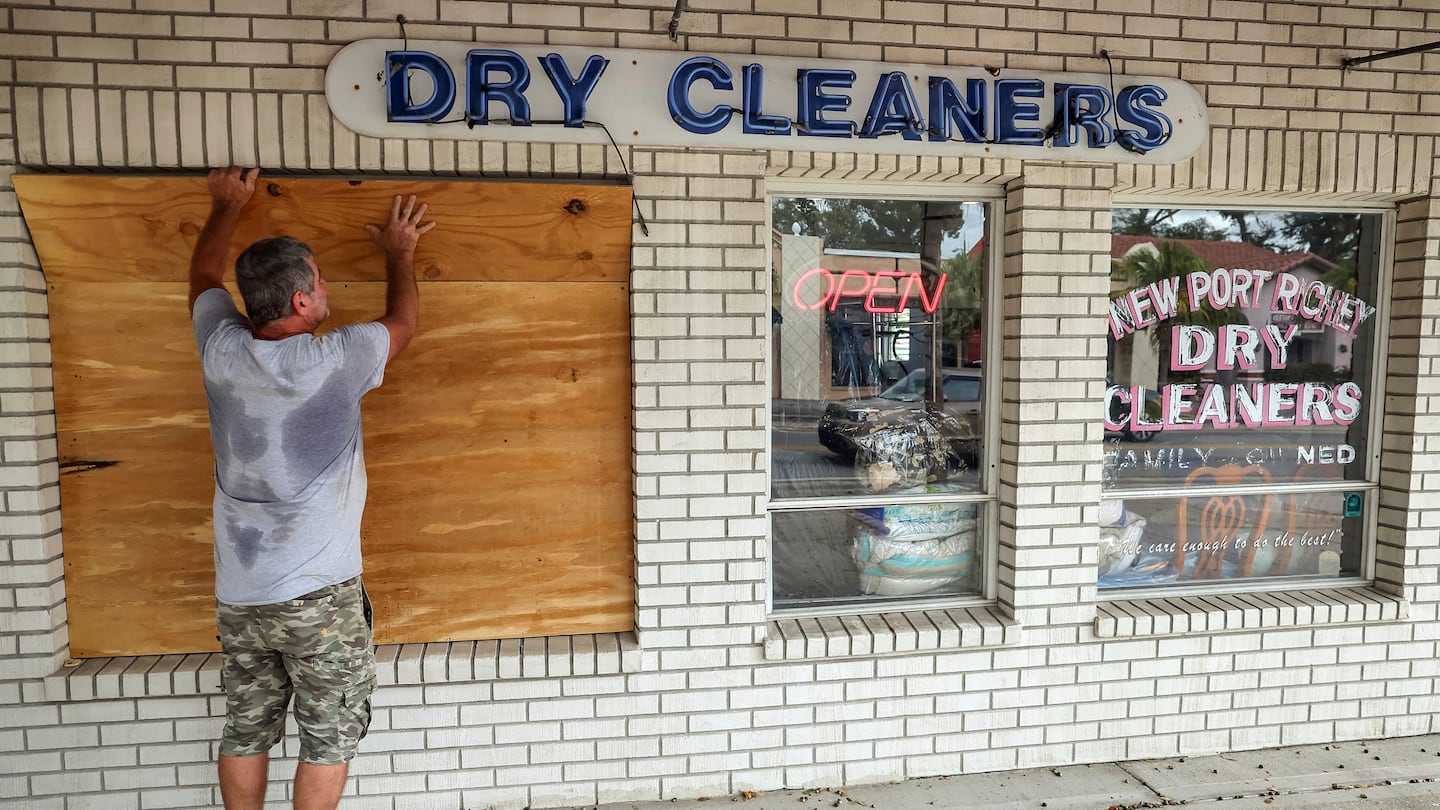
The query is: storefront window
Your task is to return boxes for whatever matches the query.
[1101,207,1384,590]
[769,194,992,612]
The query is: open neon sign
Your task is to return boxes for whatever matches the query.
[790,268,947,313]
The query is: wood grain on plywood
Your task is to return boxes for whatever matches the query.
[15,174,631,284]
[26,175,635,657]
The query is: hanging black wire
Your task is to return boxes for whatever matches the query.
[1101,49,1123,143]
[1343,39,1440,69]
[463,118,651,236]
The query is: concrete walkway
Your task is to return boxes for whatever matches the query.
[572,734,1440,810]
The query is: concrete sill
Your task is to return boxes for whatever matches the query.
[1094,587,1408,638]
[41,633,643,702]
[763,606,1020,660]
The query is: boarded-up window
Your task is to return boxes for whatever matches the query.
[16,175,635,657]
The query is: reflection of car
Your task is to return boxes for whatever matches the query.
[818,368,982,464]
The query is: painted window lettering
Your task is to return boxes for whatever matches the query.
[1103,266,1377,435]
[1100,210,1383,589]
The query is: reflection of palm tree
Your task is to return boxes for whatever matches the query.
[941,252,984,342]
[1112,240,1228,386]
[1317,259,1357,295]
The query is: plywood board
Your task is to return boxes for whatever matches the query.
[15,174,632,284]
[21,175,636,657]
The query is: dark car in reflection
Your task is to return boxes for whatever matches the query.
[818,368,982,467]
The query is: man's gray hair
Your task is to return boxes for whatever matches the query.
[234,236,315,327]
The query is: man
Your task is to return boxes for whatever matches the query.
[188,166,434,810]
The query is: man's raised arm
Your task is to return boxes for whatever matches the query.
[365,194,435,363]
[188,167,259,313]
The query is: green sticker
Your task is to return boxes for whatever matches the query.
[1343,492,1363,518]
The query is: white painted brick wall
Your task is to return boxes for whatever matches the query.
[2,0,1440,807]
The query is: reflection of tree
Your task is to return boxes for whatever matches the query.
[773,198,963,253]
[1217,211,1283,250]
[1114,208,1228,241]
[1284,212,1360,294]
[1316,259,1358,295]
[773,197,969,397]
[1281,212,1360,260]
[940,251,984,342]
[1116,209,1364,269]
[1111,240,1227,385]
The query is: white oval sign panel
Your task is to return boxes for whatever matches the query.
[326,39,1208,164]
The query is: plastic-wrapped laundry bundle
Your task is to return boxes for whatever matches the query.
[851,410,970,491]
[1097,498,1148,584]
[853,501,979,596]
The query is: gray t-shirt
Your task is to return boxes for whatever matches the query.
[192,288,389,606]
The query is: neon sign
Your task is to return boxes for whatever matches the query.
[790,268,946,314]
[326,41,1209,163]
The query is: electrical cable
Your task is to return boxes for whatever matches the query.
[1102,49,1170,154]
[477,118,650,236]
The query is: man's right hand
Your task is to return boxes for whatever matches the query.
[189,167,260,312]
[208,166,259,210]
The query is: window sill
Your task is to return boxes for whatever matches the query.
[763,606,1020,660]
[1094,587,1407,639]
[42,633,643,702]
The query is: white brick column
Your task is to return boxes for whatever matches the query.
[998,163,1113,634]
[0,76,67,701]
[1378,193,1440,608]
[629,148,770,656]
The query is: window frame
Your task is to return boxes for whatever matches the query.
[1100,197,1396,599]
[764,179,1006,619]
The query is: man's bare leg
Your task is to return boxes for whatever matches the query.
[294,762,349,810]
[218,752,269,810]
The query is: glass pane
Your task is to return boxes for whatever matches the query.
[1104,209,1381,491]
[1099,488,1365,588]
[770,197,988,500]
[773,502,986,610]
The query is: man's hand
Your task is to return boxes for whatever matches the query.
[368,194,435,363]
[189,167,260,313]
[365,194,436,256]
[208,166,259,210]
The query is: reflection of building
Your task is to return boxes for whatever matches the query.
[772,229,946,402]
[1110,235,1352,388]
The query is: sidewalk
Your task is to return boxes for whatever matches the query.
[572,734,1440,810]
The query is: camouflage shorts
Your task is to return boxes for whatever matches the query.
[216,577,376,765]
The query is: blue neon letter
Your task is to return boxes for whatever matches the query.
[994,79,1045,145]
[797,69,856,137]
[860,72,923,140]
[466,50,532,125]
[1051,84,1114,148]
[1116,85,1171,151]
[928,77,986,143]
[668,57,735,135]
[741,64,791,135]
[538,53,609,128]
[385,51,457,123]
